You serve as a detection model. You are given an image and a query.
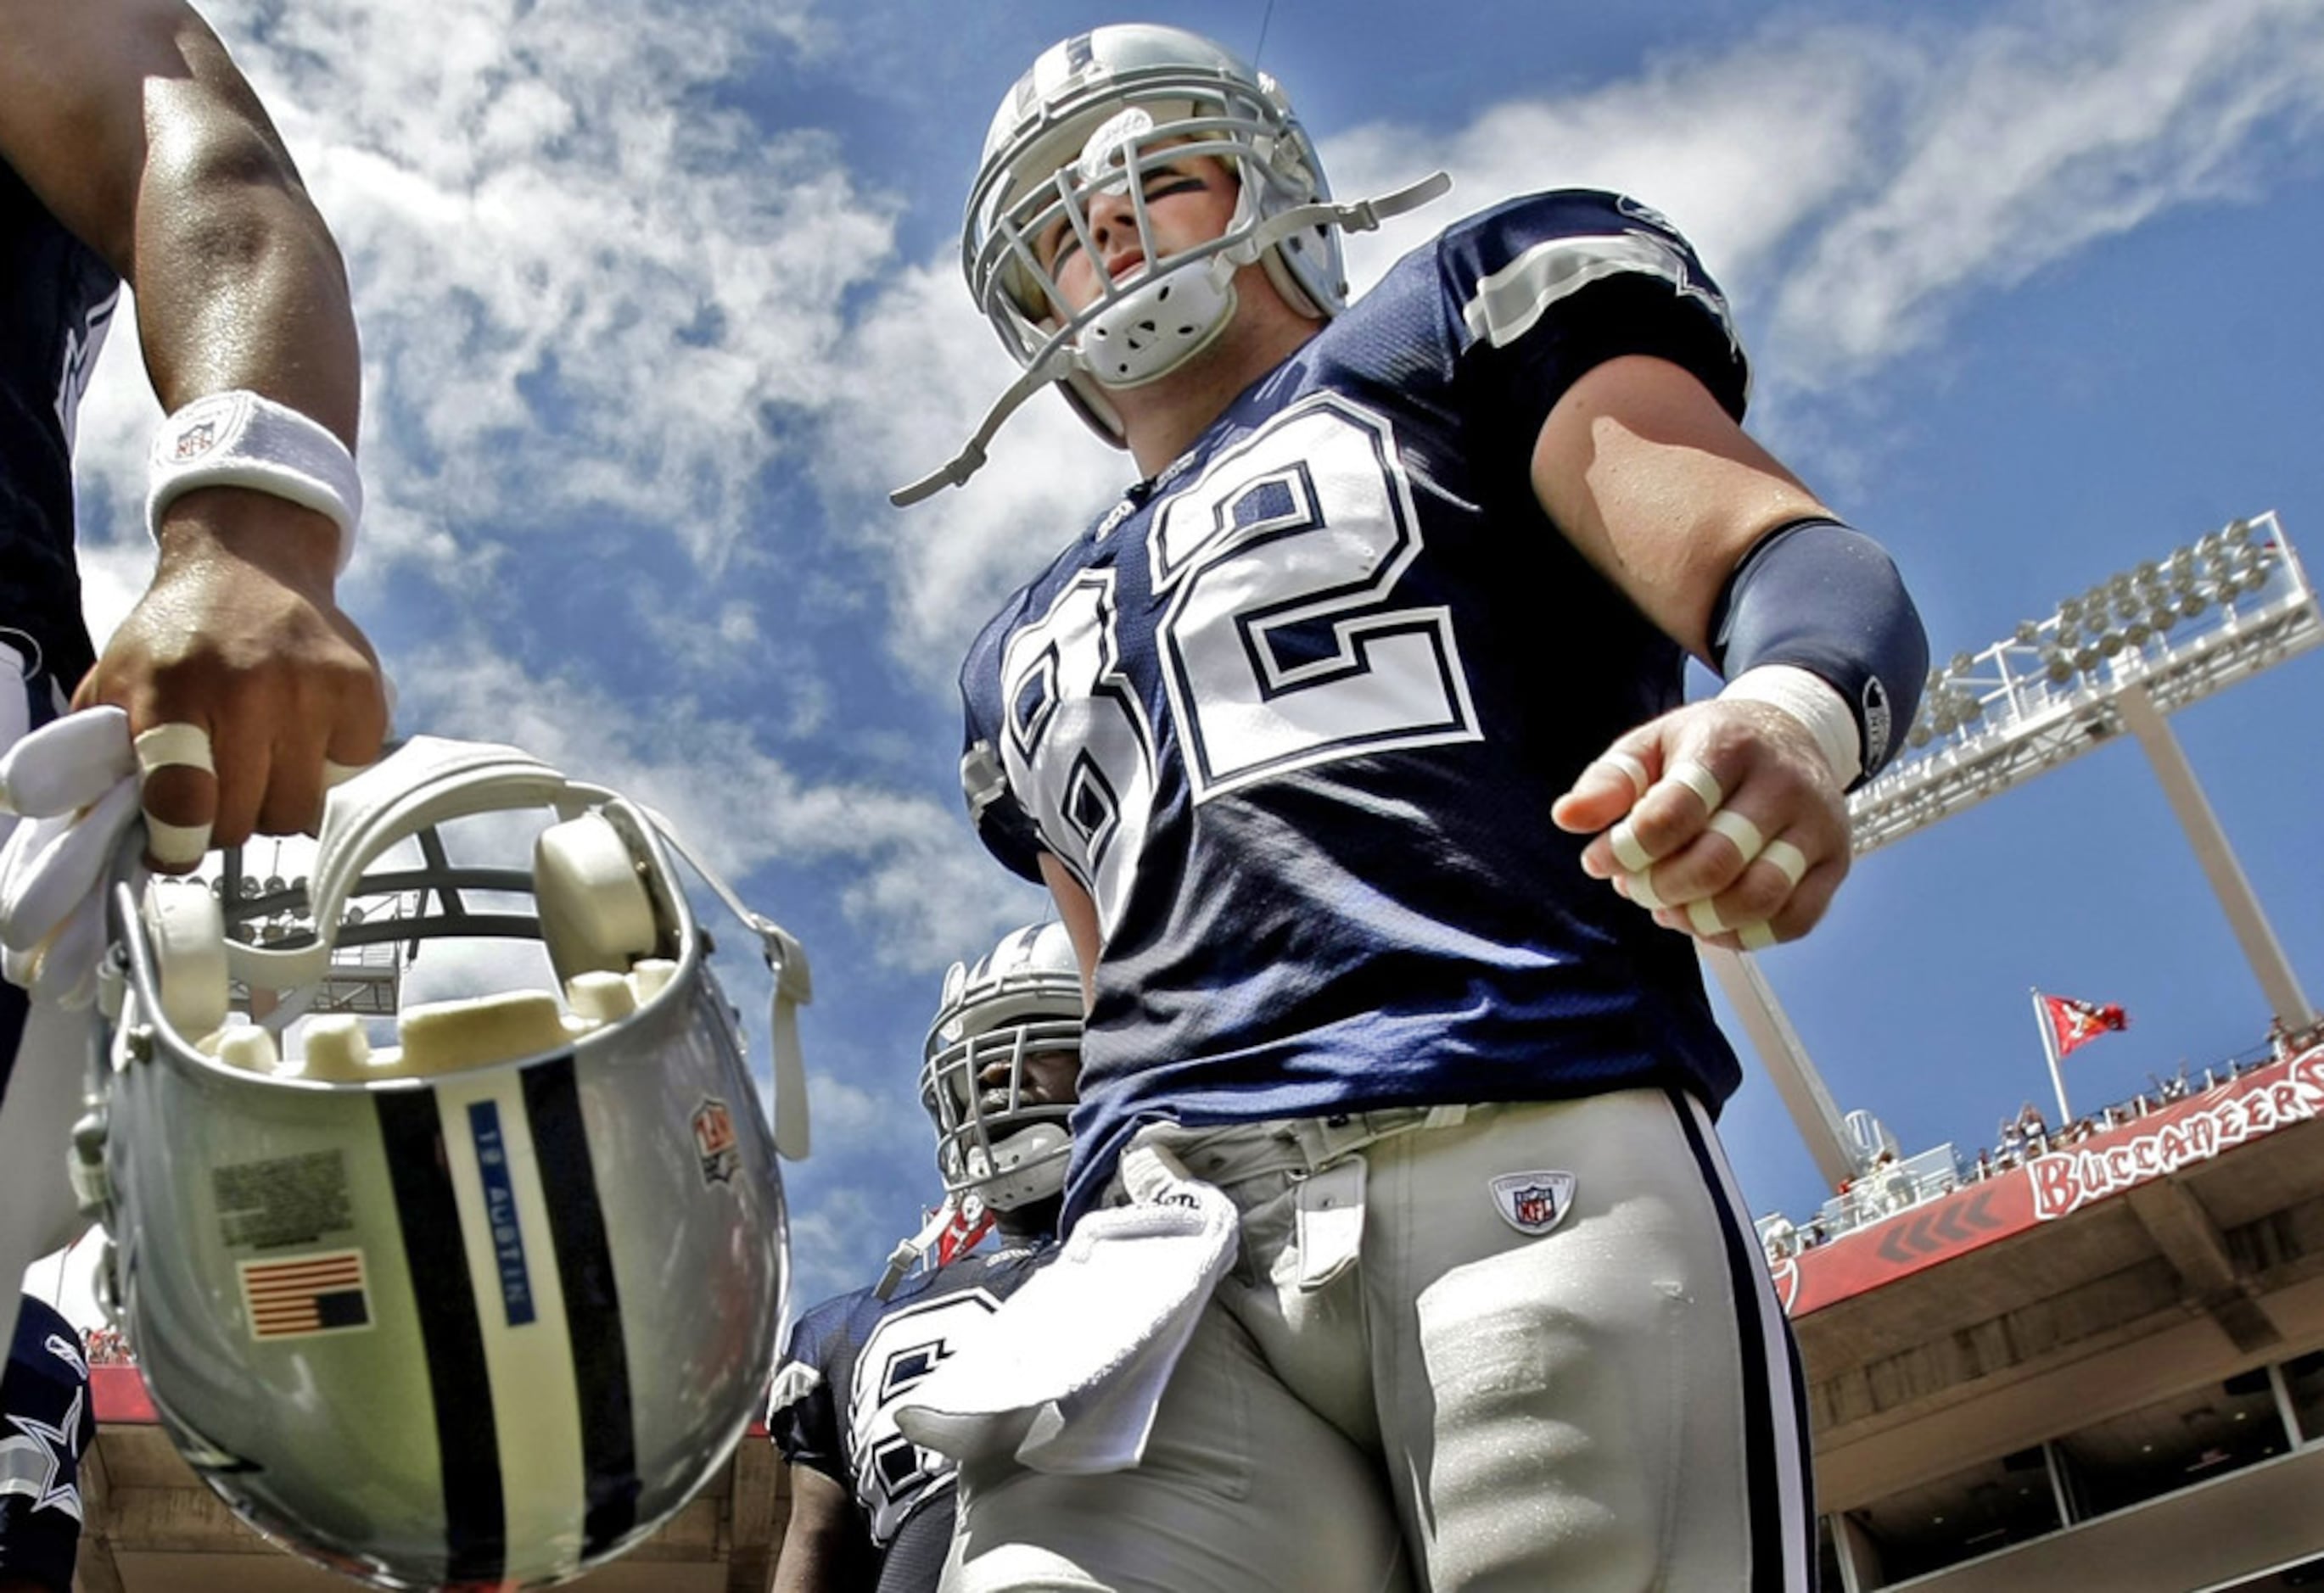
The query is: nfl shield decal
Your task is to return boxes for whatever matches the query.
[1488,1171,1576,1237]
[692,1097,741,1185]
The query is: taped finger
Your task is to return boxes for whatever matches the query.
[1610,820,1652,873]
[1666,757,1723,814]
[1686,897,1728,936]
[1705,808,1766,864]
[1737,920,1776,951]
[1761,839,1808,891]
[134,722,216,867]
[1603,750,1650,802]
[1627,870,1665,911]
[132,722,216,780]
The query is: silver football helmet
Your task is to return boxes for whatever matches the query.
[919,921,1082,1213]
[69,736,811,1590]
[891,23,1448,504]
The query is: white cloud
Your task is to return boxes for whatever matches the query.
[811,258,1127,684]
[175,0,893,584]
[1769,0,2324,380]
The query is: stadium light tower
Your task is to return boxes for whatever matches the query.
[1713,511,2322,1188]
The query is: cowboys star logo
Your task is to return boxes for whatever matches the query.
[0,1383,86,1523]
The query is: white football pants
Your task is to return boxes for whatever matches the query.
[943,1088,1812,1593]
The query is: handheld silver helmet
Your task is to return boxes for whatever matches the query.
[919,921,1082,1213]
[71,736,810,1590]
[891,23,1448,504]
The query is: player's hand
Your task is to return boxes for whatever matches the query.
[74,488,388,871]
[1550,696,1851,949]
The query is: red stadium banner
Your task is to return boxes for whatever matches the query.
[2041,992,2130,1059]
[1772,1042,2324,1317]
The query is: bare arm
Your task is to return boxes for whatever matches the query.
[1037,854,1101,1010]
[770,1465,871,1593]
[0,0,384,853]
[1535,355,1854,947]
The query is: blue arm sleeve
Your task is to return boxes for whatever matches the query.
[1710,517,1928,782]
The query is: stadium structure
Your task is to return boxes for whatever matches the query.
[59,514,2324,1590]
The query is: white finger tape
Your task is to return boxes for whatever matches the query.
[323,759,367,788]
[143,817,213,869]
[1610,820,1652,873]
[1626,870,1664,911]
[1604,751,1650,801]
[1687,897,1728,936]
[1761,839,1808,890]
[1666,758,1723,813]
[1705,808,1766,864]
[1738,920,1776,951]
[133,722,216,779]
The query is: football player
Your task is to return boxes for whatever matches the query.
[770,924,1080,1593]
[0,1295,96,1593]
[0,0,387,1355]
[903,25,1929,1590]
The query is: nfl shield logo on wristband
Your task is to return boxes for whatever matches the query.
[1488,1171,1576,1236]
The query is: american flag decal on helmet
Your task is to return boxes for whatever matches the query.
[239,1249,372,1339]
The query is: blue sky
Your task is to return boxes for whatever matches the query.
[53,0,2324,1314]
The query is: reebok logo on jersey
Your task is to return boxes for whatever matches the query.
[1489,1171,1576,1237]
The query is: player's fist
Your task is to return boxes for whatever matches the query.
[1551,696,1851,948]
[75,487,388,870]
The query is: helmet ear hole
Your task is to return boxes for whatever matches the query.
[533,813,658,985]
[144,877,230,1042]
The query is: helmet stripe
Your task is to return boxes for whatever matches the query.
[375,1087,507,1584]
[523,1055,641,1556]
[432,1068,591,1582]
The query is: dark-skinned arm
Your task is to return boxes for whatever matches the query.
[0,0,384,856]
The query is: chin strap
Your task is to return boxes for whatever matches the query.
[891,170,1453,507]
[876,1197,960,1300]
[639,808,815,1162]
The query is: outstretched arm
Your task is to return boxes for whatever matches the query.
[0,0,384,856]
[1537,354,1924,948]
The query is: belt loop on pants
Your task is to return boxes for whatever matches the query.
[1285,1103,1470,1169]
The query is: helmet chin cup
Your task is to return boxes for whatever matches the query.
[1076,258,1238,390]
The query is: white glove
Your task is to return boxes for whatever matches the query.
[0,707,143,1008]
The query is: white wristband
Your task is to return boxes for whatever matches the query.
[1719,664,1860,788]
[148,390,361,573]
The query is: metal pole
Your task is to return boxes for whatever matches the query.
[2031,987,2071,1128]
[2115,683,2317,1030]
[1703,946,1856,1190]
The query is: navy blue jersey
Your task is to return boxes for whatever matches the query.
[769,1238,1053,1572]
[0,157,118,695]
[960,191,1753,1225]
[0,1296,95,1593]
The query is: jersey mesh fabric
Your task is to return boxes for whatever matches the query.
[0,161,117,695]
[959,191,1753,1227]
[769,1241,1054,1571]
